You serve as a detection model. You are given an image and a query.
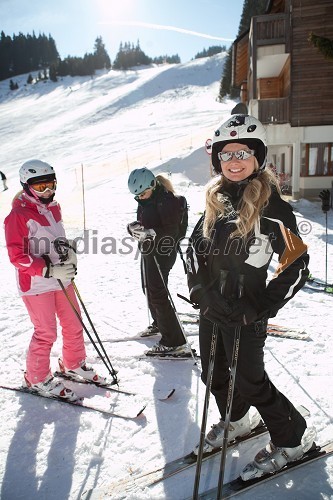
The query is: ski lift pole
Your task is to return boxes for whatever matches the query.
[325,211,328,288]
[192,270,229,500]
[81,163,86,232]
[153,254,197,365]
[319,189,331,289]
[216,274,245,499]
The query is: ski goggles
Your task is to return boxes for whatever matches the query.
[218,149,255,162]
[30,180,57,193]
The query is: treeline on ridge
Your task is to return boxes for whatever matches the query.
[0,31,112,82]
[1,29,226,89]
[0,31,182,84]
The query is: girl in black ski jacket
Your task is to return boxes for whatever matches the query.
[187,114,315,479]
[127,168,188,356]
[187,184,308,320]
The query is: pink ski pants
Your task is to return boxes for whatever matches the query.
[22,284,86,384]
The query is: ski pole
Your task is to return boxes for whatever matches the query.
[325,211,328,289]
[177,241,188,275]
[71,281,119,381]
[216,274,245,499]
[192,270,229,500]
[141,255,152,327]
[57,279,118,385]
[192,324,217,500]
[319,189,331,290]
[153,254,197,365]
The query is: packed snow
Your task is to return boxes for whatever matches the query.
[0,53,332,500]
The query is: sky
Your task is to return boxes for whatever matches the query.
[1,0,245,63]
[0,54,332,499]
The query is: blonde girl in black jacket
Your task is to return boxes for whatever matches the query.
[187,115,316,479]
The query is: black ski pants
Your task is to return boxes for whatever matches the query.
[141,251,185,347]
[199,315,307,448]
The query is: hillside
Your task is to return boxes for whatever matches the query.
[0,53,230,184]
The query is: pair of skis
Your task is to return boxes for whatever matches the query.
[305,276,333,295]
[179,313,309,341]
[82,419,273,498]
[109,322,309,343]
[192,441,333,499]
[81,404,332,499]
[0,383,145,420]
[0,372,175,420]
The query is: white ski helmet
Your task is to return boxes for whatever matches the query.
[211,114,268,175]
[128,168,156,195]
[19,159,56,185]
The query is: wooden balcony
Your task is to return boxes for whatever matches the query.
[258,97,290,124]
[252,13,288,47]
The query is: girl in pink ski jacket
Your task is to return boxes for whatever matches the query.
[4,159,105,400]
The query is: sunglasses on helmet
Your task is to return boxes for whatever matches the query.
[218,149,255,162]
[30,180,57,193]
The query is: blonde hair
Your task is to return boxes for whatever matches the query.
[156,174,176,194]
[203,163,280,239]
[12,189,24,204]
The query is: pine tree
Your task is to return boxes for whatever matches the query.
[113,40,152,69]
[0,31,12,80]
[9,79,18,90]
[93,36,111,70]
[49,64,58,82]
[0,30,59,81]
[194,45,226,59]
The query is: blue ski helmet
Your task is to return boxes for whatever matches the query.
[128,168,156,195]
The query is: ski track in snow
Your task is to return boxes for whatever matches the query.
[0,54,332,499]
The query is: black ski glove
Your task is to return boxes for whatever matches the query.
[220,297,258,327]
[319,189,331,213]
[198,290,232,324]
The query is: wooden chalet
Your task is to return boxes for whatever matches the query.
[232,0,333,198]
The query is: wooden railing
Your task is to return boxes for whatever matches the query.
[253,13,287,46]
[258,97,290,124]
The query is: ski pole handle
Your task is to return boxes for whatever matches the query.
[238,274,245,299]
[54,237,70,262]
[219,269,229,296]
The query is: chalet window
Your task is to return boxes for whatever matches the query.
[302,143,333,176]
